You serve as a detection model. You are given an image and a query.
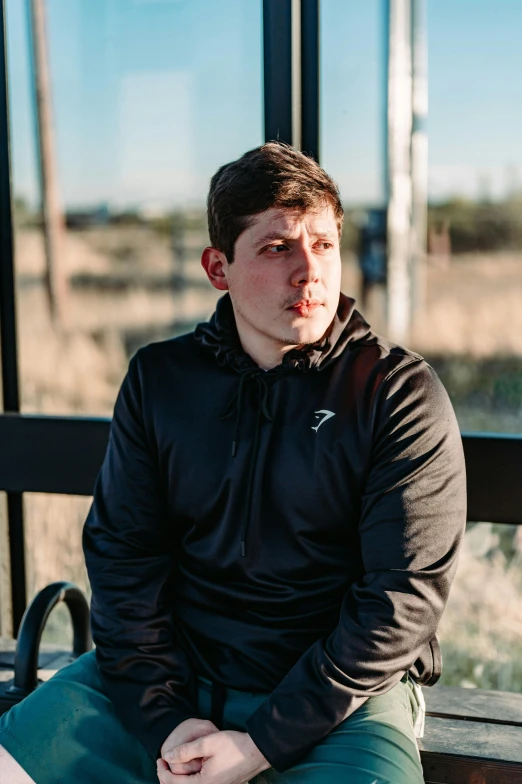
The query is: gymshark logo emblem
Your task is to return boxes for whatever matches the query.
[311,410,335,432]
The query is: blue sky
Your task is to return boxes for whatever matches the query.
[6,0,522,209]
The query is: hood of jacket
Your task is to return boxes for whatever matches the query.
[194,291,373,374]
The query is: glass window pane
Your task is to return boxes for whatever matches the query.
[417,0,522,434]
[438,522,522,694]
[7,0,263,417]
[320,0,383,207]
[24,492,91,646]
[0,491,90,643]
[320,1,383,305]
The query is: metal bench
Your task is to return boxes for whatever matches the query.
[1,414,522,782]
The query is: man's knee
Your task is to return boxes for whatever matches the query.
[0,743,37,784]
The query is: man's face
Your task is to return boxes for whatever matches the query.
[205,205,342,356]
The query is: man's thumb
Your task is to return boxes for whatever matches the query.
[183,719,219,743]
[198,720,220,737]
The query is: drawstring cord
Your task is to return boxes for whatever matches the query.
[221,371,274,556]
[239,399,264,556]
[210,681,227,729]
[221,371,272,457]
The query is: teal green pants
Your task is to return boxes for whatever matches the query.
[0,651,424,784]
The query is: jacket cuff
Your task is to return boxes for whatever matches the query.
[246,702,316,773]
[140,711,198,761]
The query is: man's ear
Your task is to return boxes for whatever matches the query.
[201,247,229,291]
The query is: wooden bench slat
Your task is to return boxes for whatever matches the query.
[420,716,522,767]
[422,750,522,784]
[425,685,522,726]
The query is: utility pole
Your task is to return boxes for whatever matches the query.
[385,0,413,344]
[29,0,68,329]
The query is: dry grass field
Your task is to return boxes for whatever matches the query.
[1,225,521,690]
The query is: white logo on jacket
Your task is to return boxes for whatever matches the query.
[311,410,335,432]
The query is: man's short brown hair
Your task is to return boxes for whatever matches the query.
[207,142,344,262]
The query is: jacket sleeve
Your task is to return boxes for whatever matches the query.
[246,359,467,772]
[82,351,197,760]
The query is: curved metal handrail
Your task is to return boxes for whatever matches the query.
[12,581,92,697]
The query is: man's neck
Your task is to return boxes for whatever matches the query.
[232,308,298,371]
[238,332,298,371]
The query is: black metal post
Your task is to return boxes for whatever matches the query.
[263,0,293,145]
[0,0,27,635]
[300,0,319,161]
[6,494,27,635]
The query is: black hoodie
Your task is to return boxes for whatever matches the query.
[83,293,466,772]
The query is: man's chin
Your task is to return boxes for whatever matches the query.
[285,318,332,346]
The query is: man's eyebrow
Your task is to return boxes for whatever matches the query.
[255,230,335,246]
[254,231,294,246]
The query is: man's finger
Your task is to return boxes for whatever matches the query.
[156,759,178,784]
[157,770,182,784]
[164,737,206,764]
[157,764,201,784]
[168,758,203,774]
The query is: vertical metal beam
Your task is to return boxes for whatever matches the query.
[263,0,319,157]
[300,0,319,161]
[291,0,301,151]
[385,0,413,344]
[0,5,19,413]
[0,0,27,635]
[5,495,26,636]
[263,0,293,144]
[410,0,428,321]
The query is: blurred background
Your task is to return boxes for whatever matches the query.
[1,0,521,694]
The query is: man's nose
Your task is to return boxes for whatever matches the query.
[290,245,321,287]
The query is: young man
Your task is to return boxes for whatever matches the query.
[0,143,466,784]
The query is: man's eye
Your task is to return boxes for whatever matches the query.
[267,244,288,253]
[317,242,333,250]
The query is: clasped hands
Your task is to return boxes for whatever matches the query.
[157,718,270,784]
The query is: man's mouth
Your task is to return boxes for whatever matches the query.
[288,300,322,317]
